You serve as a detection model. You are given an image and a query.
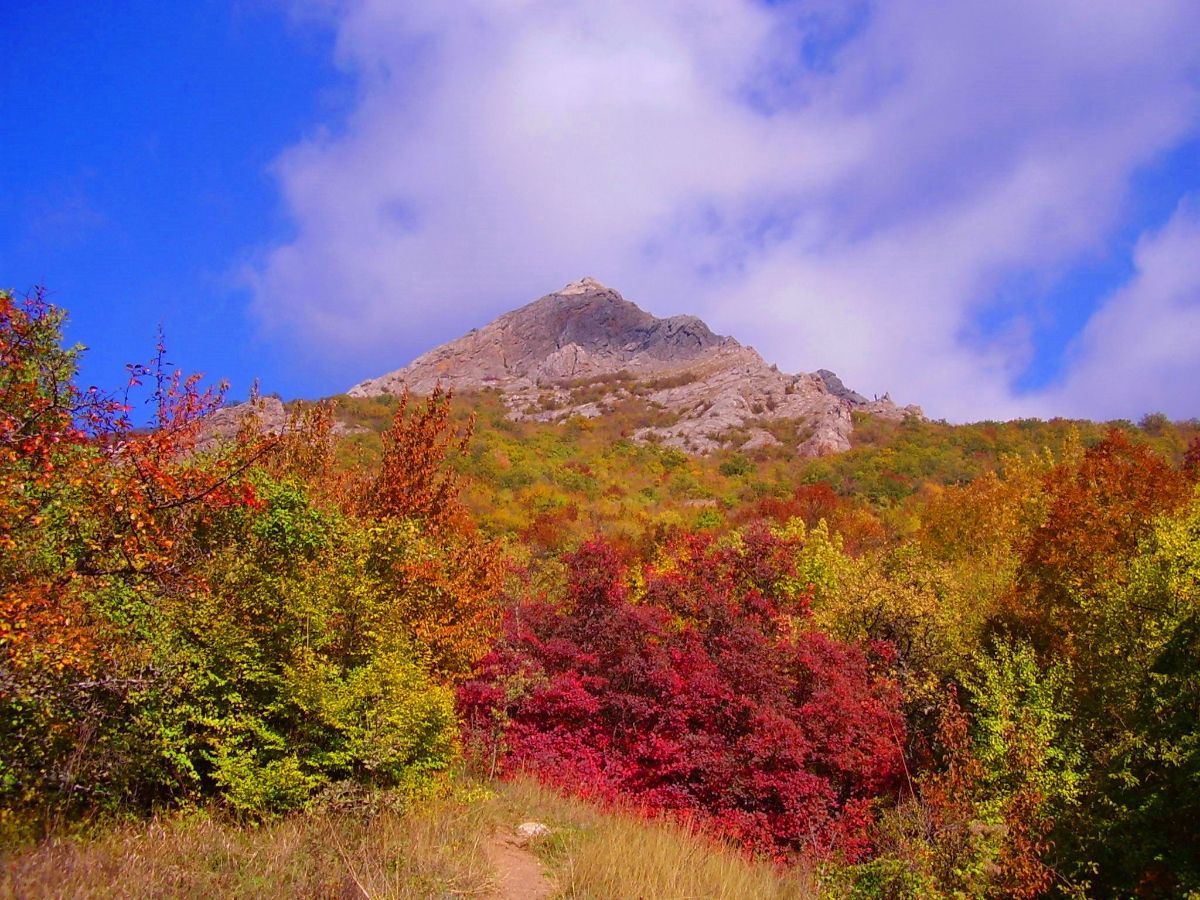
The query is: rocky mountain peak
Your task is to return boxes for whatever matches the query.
[557,275,611,295]
[348,280,920,457]
[511,278,724,362]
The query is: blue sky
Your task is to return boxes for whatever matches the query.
[1,1,350,398]
[3,1,1200,421]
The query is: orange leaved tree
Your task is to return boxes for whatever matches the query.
[356,386,501,682]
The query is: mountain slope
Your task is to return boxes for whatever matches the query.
[349,278,920,456]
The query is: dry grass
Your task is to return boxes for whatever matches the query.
[492,779,818,900]
[2,779,819,899]
[1,793,496,899]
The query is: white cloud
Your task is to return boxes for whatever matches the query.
[251,0,1200,419]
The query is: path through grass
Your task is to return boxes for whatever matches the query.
[2,779,818,899]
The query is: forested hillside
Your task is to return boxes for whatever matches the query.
[4,290,1199,897]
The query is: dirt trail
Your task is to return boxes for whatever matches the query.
[485,831,554,900]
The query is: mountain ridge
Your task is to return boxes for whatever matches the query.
[348,278,920,456]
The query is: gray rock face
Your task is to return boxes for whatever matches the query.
[196,396,287,452]
[816,369,869,405]
[348,278,920,457]
[350,277,727,396]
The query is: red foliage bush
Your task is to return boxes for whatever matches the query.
[460,530,905,858]
[734,481,841,529]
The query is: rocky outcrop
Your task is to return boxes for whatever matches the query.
[197,395,370,452]
[816,369,868,405]
[349,278,920,457]
[195,396,288,452]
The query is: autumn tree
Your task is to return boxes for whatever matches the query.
[1049,489,1200,896]
[1184,435,1200,480]
[365,385,475,532]
[1009,430,1190,658]
[0,289,111,678]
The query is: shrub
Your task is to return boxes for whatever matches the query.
[0,300,482,823]
[461,530,905,858]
